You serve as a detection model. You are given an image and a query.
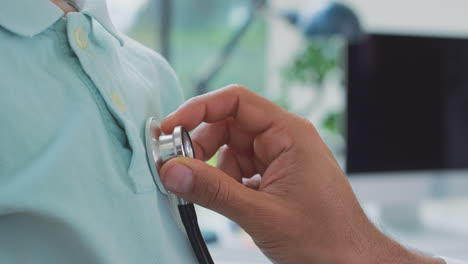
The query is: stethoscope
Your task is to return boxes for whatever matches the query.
[144,117,214,264]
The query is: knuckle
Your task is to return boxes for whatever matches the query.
[298,116,316,129]
[218,145,231,156]
[271,123,295,148]
[215,147,227,167]
[226,84,249,94]
[296,116,319,137]
[205,179,231,211]
[254,124,294,163]
[187,95,203,105]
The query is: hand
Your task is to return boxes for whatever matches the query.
[160,85,444,264]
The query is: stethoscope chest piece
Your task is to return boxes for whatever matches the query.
[144,117,195,196]
[144,117,214,264]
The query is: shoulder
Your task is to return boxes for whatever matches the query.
[0,27,28,66]
[118,35,185,115]
[120,36,172,73]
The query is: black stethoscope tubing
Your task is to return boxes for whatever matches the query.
[179,203,214,264]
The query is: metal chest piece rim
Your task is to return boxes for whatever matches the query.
[144,117,195,196]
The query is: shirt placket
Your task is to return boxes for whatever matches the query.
[65,13,155,193]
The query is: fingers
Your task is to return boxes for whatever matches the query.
[161,85,294,168]
[216,146,258,182]
[215,146,243,182]
[161,85,286,135]
[189,121,228,162]
[242,174,262,190]
[161,85,301,183]
[189,119,254,162]
[160,157,267,225]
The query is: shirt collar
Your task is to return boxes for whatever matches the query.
[0,0,124,46]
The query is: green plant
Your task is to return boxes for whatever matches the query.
[281,38,344,134]
[283,38,338,86]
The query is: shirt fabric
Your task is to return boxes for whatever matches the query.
[0,0,198,263]
[0,2,467,264]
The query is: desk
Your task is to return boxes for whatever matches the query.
[352,171,468,260]
[201,171,468,263]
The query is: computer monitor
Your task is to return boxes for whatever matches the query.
[346,33,468,174]
[346,33,468,202]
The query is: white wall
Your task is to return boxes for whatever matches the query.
[342,0,468,37]
[266,0,468,100]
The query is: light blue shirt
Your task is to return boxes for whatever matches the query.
[0,0,198,263]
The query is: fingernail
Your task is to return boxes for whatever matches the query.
[162,163,193,193]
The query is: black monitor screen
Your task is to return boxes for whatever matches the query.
[346,34,468,173]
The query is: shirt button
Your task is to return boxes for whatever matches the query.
[73,28,88,49]
[112,93,126,112]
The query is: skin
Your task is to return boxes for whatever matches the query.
[160,85,446,264]
[48,1,447,262]
[49,0,77,15]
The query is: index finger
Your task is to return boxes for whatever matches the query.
[161,85,286,135]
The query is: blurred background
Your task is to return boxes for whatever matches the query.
[108,0,468,262]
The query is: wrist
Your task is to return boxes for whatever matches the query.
[381,243,445,264]
[336,225,445,264]
[356,232,445,264]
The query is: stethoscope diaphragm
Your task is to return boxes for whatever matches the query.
[145,117,194,196]
[144,117,214,264]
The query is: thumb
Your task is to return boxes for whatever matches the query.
[160,157,265,223]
